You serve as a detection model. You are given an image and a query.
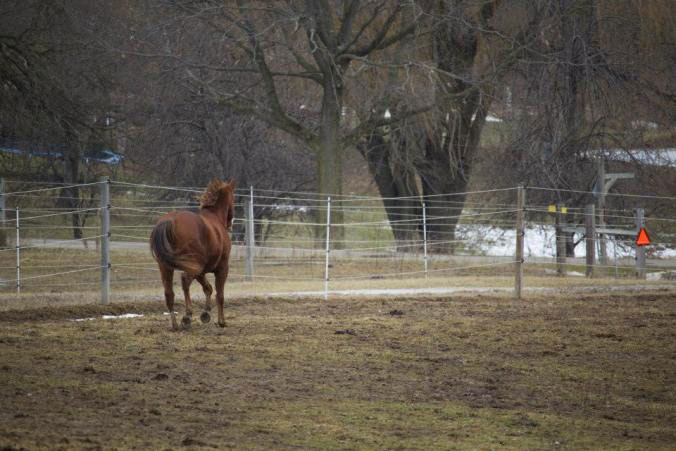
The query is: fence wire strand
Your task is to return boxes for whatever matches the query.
[1,180,674,294]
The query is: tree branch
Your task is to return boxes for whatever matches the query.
[342,104,434,148]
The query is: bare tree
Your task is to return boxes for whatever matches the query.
[357,0,547,251]
[122,1,431,244]
[482,0,675,256]
[0,0,119,238]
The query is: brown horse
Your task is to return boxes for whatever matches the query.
[150,179,235,330]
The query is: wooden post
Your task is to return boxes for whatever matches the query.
[515,185,525,299]
[422,202,428,279]
[15,207,20,295]
[245,186,254,281]
[636,208,646,279]
[324,197,331,301]
[555,203,566,276]
[585,204,596,278]
[100,177,110,304]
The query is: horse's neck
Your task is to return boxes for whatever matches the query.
[202,204,229,227]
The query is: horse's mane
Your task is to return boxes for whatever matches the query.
[198,179,228,208]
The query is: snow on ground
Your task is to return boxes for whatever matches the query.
[72,313,144,322]
[456,224,676,259]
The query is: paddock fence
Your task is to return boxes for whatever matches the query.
[0,178,674,303]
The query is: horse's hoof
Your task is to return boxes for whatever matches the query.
[182,315,192,329]
[200,311,211,324]
[217,321,226,328]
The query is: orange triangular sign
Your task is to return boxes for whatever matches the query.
[636,227,651,246]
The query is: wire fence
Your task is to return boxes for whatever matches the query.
[0,178,674,301]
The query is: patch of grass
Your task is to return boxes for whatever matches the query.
[1,245,670,302]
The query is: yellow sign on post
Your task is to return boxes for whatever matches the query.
[548,205,568,214]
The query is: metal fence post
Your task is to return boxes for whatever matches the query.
[515,185,525,299]
[100,177,110,304]
[597,158,608,267]
[585,204,596,278]
[324,196,331,301]
[0,178,6,250]
[636,207,646,279]
[245,186,255,281]
[555,203,566,276]
[15,207,20,295]
[422,201,428,279]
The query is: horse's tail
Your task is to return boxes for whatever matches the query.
[150,220,202,274]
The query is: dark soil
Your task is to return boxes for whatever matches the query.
[0,290,675,449]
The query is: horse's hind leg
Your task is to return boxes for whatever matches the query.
[196,274,213,324]
[180,272,196,329]
[214,266,229,328]
[160,265,178,331]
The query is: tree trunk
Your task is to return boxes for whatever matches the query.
[418,146,470,254]
[315,77,344,248]
[62,139,83,240]
[416,90,488,254]
[359,132,422,250]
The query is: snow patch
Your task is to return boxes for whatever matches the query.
[72,313,144,322]
[457,224,676,259]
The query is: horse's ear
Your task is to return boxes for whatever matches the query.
[227,179,236,191]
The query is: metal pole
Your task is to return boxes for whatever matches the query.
[422,202,428,279]
[636,207,646,279]
[585,204,596,278]
[245,186,255,281]
[613,237,619,279]
[324,196,331,301]
[100,177,110,304]
[515,185,525,299]
[15,207,20,295]
[0,178,6,250]
[597,159,608,266]
[555,203,566,276]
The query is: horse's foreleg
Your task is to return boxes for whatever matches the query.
[214,266,229,328]
[180,272,196,329]
[160,265,178,331]
[196,274,213,324]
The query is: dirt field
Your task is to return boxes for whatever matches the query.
[1,289,675,450]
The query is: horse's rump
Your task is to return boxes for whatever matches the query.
[150,218,202,274]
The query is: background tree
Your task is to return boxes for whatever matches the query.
[357,0,547,250]
[125,0,429,245]
[0,0,118,238]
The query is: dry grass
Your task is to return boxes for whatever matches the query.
[1,247,672,305]
[0,269,673,312]
[0,289,675,449]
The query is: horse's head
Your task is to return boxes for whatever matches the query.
[199,179,236,229]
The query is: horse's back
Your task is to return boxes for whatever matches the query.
[157,210,203,238]
[153,210,230,273]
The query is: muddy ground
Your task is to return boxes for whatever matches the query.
[0,289,675,450]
